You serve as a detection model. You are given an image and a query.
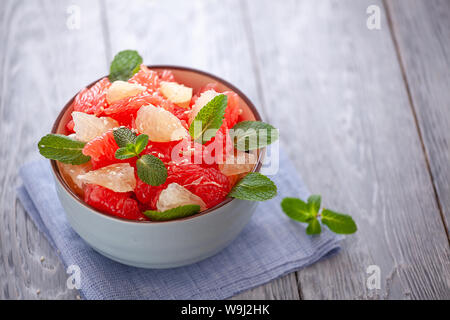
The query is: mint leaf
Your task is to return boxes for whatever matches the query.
[136,154,167,186]
[126,143,136,153]
[115,147,136,160]
[321,209,357,234]
[280,196,356,236]
[38,134,90,165]
[306,218,322,235]
[109,50,143,82]
[134,134,149,155]
[113,127,137,148]
[143,205,201,221]
[228,172,277,201]
[189,94,227,144]
[281,197,314,222]
[232,121,279,151]
[307,195,321,214]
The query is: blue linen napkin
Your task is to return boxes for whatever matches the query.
[17,150,341,300]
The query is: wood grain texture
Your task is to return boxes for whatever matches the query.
[1,0,449,300]
[103,0,300,300]
[385,0,450,233]
[244,0,450,299]
[0,0,108,299]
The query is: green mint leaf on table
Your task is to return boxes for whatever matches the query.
[281,195,357,235]
[307,194,321,214]
[228,172,277,201]
[232,121,279,151]
[136,154,168,186]
[321,209,357,234]
[280,198,314,222]
[134,134,149,155]
[113,127,137,148]
[306,218,322,235]
[189,94,227,144]
[38,134,91,165]
[109,50,143,82]
[143,205,201,221]
[115,147,137,160]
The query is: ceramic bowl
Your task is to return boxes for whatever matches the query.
[50,66,264,269]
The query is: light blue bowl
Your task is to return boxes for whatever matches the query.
[53,178,259,268]
[51,66,264,268]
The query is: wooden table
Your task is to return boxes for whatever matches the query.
[1,0,449,300]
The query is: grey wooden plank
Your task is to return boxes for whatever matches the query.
[244,0,450,299]
[0,0,107,299]
[103,0,300,299]
[230,274,300,300]
[385,0,450,234]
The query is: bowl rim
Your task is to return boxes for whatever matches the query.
[50,65,265,224]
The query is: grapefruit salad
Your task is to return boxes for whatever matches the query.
[38,50,278,222]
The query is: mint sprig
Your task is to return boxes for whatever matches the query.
[109,50,143,82]
[306,218,321,235]
[38,134,91,165]
[281,195,357,235]
[113,127,150,160]
[228,172,277,201]
[189,94,227,144]
[112,127,167,186]
[307,194,321,214]
[232,121,279,151]
[143,205,201,221]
